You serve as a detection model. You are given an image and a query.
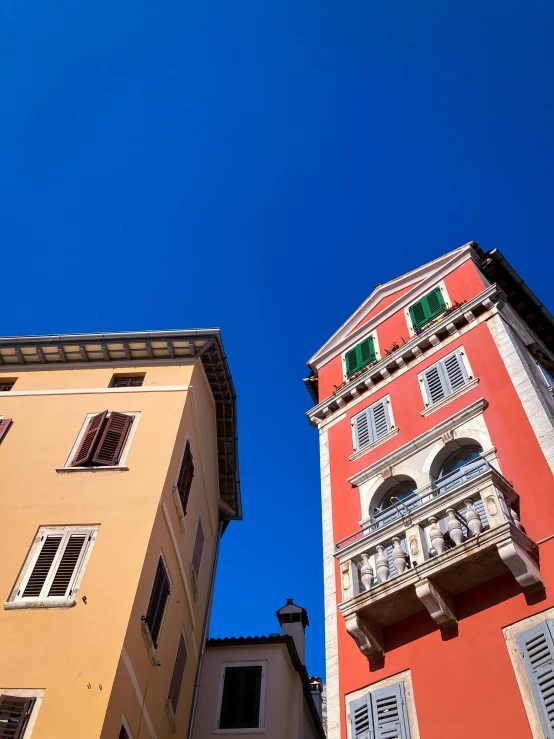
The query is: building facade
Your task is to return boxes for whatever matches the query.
[305,242,554,739]
[192,600,325,739]
[0,330,241,739]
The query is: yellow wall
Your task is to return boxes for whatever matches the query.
[0,360,223,739]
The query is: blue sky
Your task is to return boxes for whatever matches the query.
[1,0,553,678]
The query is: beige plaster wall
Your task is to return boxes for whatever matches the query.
[0,360,222,739]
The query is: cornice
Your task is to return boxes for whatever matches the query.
[347,397,489,488]
[307,283,502,426]
[308,243,480,370]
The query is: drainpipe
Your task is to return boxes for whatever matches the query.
[187,519,224,739]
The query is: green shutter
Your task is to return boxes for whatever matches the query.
[409,287,446,330]
[345,337,376,377]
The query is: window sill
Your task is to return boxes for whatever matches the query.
[165,700,177,733]
[56,466,129,473]
[348,426,399,461]
[141,621,160,666]
[4,598,76,610]
[420,377,479,417]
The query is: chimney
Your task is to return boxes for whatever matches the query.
[276,598,309,664]
[309,676,323,718]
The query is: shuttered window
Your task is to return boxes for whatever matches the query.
[168,635,188,713]
[176,441,194,515]
[421,350,469,406]
[516,620,554,738]
[15,528,94,604]
[0,419,13,444]
[353,399,392,451]
[191,518,205,578]
[144,558,171,648]
[71,411,133,467]
[408,287,446,331]
[350,682,411,739]
[0,695,35,739]
[111,375,144,388]
[345,336,376,377]
[219,666,263,729]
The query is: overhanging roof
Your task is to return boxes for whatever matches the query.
[0,329,241,520]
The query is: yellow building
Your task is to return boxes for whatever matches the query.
[0,330,241,739]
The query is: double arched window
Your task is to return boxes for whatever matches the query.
[438,444,482,479]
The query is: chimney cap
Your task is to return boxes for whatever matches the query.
[276,598,309,627]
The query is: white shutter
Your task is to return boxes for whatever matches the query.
[442,351,468,393]
[423,350,469,406]
[369,400,391,440]
[353,399,391,451]
[422,364,448,405]
[370,682,411,739]
[354,411,372,450]
[350,694,373,739]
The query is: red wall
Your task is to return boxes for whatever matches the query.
[321,260,554,738]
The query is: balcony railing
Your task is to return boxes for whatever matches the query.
[335,463,543,660]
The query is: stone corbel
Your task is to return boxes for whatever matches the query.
[497,540,544,592]
[415,578,457,629]
[344,613,384,660]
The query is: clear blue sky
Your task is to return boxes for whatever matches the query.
[1,0,553,678]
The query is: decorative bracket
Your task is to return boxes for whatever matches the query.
[415,578,457,629]
[344,613,384,660]
[497,540,544,592]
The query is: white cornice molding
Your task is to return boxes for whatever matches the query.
[347,397,489,487]
[308,243,480,369]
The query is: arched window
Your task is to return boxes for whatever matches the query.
[439,445,482,479]
[373,479,417,518]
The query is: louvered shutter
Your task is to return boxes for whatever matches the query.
[0,695,35,739]
[168,634,188,712]
[92,412,133,466]
[345,337,376,377]
[422,364,448,405]
[0,418,12,444]
[353,400,391,451]
[345,347,360,376]
[442,352,468,393]
[350,694,373,739]
[370,682,411,739]
[21,535,63,598]
[72,411,108,466]
[176,441,195,514]
[47,534,89,598]
[118,727,130,739]
[353,411,371,450]
[192,518,204,577]
[145,558,171,647]
[369,400,391,440]
[516,620,554,738]
[409,288,446,330]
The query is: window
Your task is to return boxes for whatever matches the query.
[175,441,194,516]
[350,681,411,739]
[11,527,96,606]
[0,419,12,444]
[144,557,171,648]
[0,381,15,392]
[439,445,482,478]
[352,397,392,451]
[408,286,446,331]
[217,665,265,730]
[376,480,417,517]
[0,694,35,738]
[119,727,130,739]
[70,411,134,467]
[111,375,145,388]
[191,518,204,579]
[344,336,376,377]
[420,349,470,407]
[516,620,554,738]
[167,634,188,715]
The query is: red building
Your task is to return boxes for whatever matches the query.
[304,242,554,739]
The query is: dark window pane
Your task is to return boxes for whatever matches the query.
[0,383,15,392]
[111,375,144,388]
[439,445,482,478]
[219,666,262,729]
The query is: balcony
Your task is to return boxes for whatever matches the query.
[335,463,543,660]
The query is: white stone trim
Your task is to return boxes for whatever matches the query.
[344,670,420,739]
[3,385,189,397]
[488,313,554,475]
[404,279,452,337]
[348,426,400,461]
[121,647,157,739]
[319,427,340,739]
[121,713,135,739]
[160,500,196,631]
[0,688,44,739]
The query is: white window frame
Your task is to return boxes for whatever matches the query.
[214,660,268,734]
[342,330,381,380]
[60,410,141,470]
[418,347,475,410]
[141,550,173,664]
[404,280,451,337]
[351,395,396,453]
[0,688,44,739]
[6,526,98,609]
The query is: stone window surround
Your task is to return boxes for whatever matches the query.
[0,688,45,739]
[342,330,382,381]
[404,279,452,337]
[214,660,268,734]
[417,345,477,411]
[350,394,396,456]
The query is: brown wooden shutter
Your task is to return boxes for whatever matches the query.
[92,412,133,466]
[191,518,204,578]
[144,558,171,647]
[176,441,194,514]
[0,694,36,739]
[0,418,12,444]
[71,411,108,466]
[168,634,188,712]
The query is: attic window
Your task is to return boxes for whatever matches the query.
[408,287,446,331]
[111,375,145,388]
[344,336,376,377]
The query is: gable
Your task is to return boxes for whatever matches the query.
[353,285,415,332]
